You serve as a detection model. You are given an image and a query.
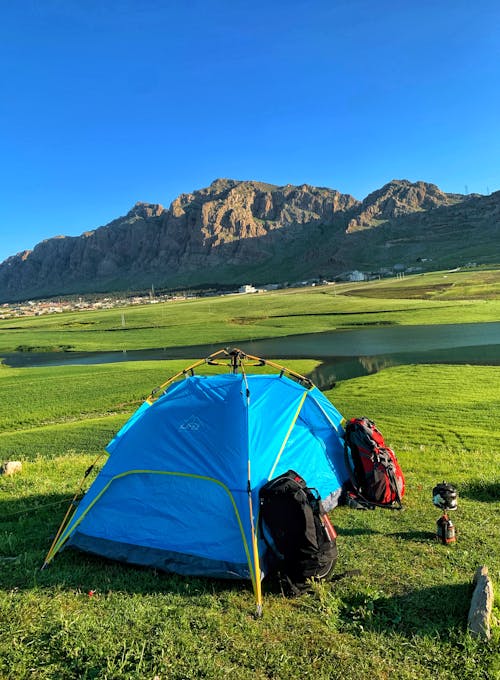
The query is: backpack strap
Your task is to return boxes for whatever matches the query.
[343,439,374,509]
[385,461,403,509]
[343,439,403,510]
[330,569,362,581]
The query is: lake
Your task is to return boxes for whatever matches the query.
[2,321,499,389]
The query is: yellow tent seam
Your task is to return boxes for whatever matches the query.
[267,391,308,481]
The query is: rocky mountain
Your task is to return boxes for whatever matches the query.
[345,179,466,232]
[0,179,498,302]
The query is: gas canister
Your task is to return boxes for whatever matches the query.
[436,513,456,544]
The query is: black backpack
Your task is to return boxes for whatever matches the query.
[259,470,338,595]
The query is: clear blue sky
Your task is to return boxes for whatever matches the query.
[1,0,499,262]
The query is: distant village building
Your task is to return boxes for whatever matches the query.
[348,270,366,282]
[238,284,257,294]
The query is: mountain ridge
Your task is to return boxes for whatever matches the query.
[0,179,498,302]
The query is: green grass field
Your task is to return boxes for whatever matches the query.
[0,269,499,679]
[1,269,499,355]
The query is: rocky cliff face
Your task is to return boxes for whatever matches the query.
[345,180,464,232]
[168,179,357,243]
[0,179,497,301]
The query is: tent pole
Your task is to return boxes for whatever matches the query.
[147,355,217,402]
[42,453,105,567]
[247,460,263,617]
[242,361,263,616]
[252,525,263,617]
[42,495,78,568]
[239,351,313,388]
[148,348,314,404]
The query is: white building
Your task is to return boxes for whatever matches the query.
[348,270,366,282]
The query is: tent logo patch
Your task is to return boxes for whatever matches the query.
[180,415,202,431]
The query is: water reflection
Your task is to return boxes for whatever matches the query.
[308,344,500,390]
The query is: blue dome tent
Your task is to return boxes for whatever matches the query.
[44,349,349,613]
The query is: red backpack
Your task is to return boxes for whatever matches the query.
[344,417,405,510]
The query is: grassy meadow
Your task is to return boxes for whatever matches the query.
[0,269,499,679]
[1,269,500,355]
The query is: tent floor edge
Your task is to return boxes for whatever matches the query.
[67,532,253,581]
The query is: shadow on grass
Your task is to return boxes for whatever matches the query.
[0,493,247,598]
[459,479,500,503]
[336,527,383,537]
[388,530,436,542]
[340,582,473,637]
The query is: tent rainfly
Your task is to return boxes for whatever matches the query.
[44,349,349,614]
